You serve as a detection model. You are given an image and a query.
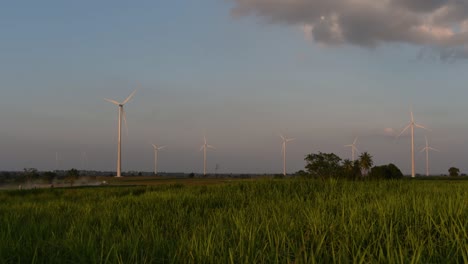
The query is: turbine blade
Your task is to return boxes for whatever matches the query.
[152,144,157,149]
[207,145,215,149]
[158,146,166,150]
[429,147,440,152]
[122,89,137,105]
[286,138,295,142]
[104,98,120,105]
[420,147,426,153]
[396,124,411,138]
[204,136,207,145]
[344,145,352,147]
[415,123,431,131]
[410,111,414,122]
[200,146,204,151]
[353,137,358,145]
[353,146,359,153]
[280,134,285,141]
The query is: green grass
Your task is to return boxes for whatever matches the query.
[0,179,467,263]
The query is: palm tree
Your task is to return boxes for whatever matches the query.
[342,159,354,179]
[359,152,373,176]
[342,159,353,172]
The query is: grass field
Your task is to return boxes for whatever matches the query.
[0,178,467,263]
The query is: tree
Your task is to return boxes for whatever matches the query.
[42,171,57,184]
[342,159,353,173]
[294,170,309,177]
[448,167,460,177]
[342,159,359,180]
[66,168,80,186]
[23,168,39,183]
[305,152,342,178]
[369,163,403,179]
[359,152,373,176]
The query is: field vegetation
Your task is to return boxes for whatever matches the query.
[1,178,467,263]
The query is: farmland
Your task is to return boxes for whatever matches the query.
[1,178,467,263]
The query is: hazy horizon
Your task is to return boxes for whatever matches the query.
[1,1,468,175]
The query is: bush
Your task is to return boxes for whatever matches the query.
[369,164,403,179]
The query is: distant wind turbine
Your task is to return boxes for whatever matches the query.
[344,137,359,162]
[397,110,430,178]
[104,89,137,177]
[420,136,439,177]
[280,134,295,176]
[200,136,215,176]
[151,144,165,175]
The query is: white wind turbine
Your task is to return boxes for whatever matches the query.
[280,134,295,176]
[420,136,439,177]
[104,89,137,177]
[344,137,359,162]
[151,144,165,175]
[200,136,215,176]
[397,110,430,178]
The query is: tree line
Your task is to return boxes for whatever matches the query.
[298,151,463,179]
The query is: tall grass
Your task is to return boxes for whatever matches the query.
[0,179,467,263]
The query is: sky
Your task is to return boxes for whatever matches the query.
[1,0,468,175]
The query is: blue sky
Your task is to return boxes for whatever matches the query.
[1,1,468,175]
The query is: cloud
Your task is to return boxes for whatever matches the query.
[231,0,468,59]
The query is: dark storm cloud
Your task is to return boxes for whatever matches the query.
[231,0,468,58]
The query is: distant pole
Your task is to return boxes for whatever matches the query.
[283,141,286,176]
[154,148,158,175]
[203,145,207,176]
[411,122,415,178]
[117,105,122,177]
[425,146,429,177]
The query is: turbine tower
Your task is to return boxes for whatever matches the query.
[280,134,295,176]
[420,136,439,177]
[151,144,165,175]
[397,110,429,178]
[200,136,215,176]
[104,89,137,177]
[344,137,359,162]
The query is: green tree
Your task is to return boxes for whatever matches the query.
[23,168,39,183]
[369,164,403,179]
[359,152,373,176]
[42,171,57,184]
[294,170,309,177]
[342,159,356,179]
[66,168,80,186]
[342,159,353,173]
[448,167,460,177]
[305,152,342,179]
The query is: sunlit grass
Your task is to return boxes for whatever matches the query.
[0,179,467,263]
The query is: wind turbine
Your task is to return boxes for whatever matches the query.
[420,136,439,177]
[104,89,137,177]
[344,137,359,162]
[200,136,215,176]
[397,110,430,178]
[280,134,295,176]
[151,144,166,175]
